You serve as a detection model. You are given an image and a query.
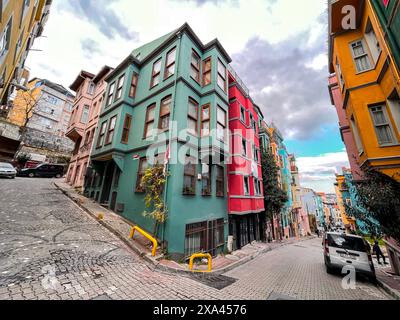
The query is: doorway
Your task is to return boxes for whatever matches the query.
[100,161,115,205]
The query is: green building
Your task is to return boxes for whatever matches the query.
[85,23,231,261]
[371,0,400,72]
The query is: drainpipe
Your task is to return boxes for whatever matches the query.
[162,30,183,248]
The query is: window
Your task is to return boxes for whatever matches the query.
[345,199,352,207]
[121,114,132,144]
[135,158,148,193]
[350,40,372,73]
[0,17,12,57]
[387,90,400,133]
[336,57,345,89]
[242,138,247,157]
[144,104,156,138]
[217,105,226,141]
[46,95,58,105]
[201,104,210,136]
[150,58,162,88]
[201,163,211,196]
[115,75,125,100]
[187,98,198,136]
[365,20,381,64]
[202,57,212,86]
[244,176,250,195]
[217,59,226,92]
[87,82,95,95]
[369,105,396,145]
[129,73,138,98]
[350,116,364,154]
[164,47,176,79]
[254,178,261,196]
[216,165,224,197]
[80,105,90,124]
[253,145,259,162]
[240,105,246,123]
[159,96,171,131]
[183,156,196,195]
[20,0,30,26]
[190,50,200,83]
[96,121,107,148]
[105,116,117,145]
[106,83,115,107]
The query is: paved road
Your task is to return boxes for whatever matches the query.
[0,178,392,300]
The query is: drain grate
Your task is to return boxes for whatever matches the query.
[189,274,237,290]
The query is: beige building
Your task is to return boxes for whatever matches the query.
[0,0,52,111]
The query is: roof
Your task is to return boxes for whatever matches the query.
[106,23,232,82]
[30,78,75,98]
[69,70,95,92]
[92,66,114,83]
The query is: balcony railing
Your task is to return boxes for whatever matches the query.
[227,65,250,97]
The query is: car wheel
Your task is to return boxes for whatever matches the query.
[28,173,35,178]
[55,173,62,179]
[326,264,334,274]
[368,274,377,284]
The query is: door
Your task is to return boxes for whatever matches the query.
[100,162,115,205]
[37,165,49,177]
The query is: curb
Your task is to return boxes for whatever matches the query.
[376,278,400,300]
[55,182,316,276]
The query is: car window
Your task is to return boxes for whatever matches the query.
[327,234,366,252]
[0,163,13,169]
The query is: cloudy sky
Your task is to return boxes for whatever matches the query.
[25,0,349,193]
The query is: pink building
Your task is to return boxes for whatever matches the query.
[65,66,113,188]
[328,74,363,181]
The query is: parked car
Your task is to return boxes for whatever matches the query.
[0,162,17,179]
[323,232,376,281]
[17,163,65,178]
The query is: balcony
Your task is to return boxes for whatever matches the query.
[65,122,85,142]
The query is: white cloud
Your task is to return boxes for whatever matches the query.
[297,152,350,193]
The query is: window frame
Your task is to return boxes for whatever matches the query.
[105,115,117,145]
[201,104,210,137]
[106,82,115,107]
[158,95,172,132]
[201,162,212,196]
[187,98,199,136]
[150,58,162,88]
[216,105,227,142]
[129,72,138,98]
[96,121,107,148]
[135,157,148,193]
[242,138,247,157]
[115,74,125,101]
[349,39,373,74]
[143,104,156,139]
[202,57,212,87]
[121,114,132,144]
[183,156,197,195]
[190,50,201,84]
[368,104,397,146]
[217,59,227,92]
[243,176,250,195]
[216,165,225,197]
[164,47,176,80]
[80,105,90,124]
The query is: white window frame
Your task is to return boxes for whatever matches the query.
[243,176,250,195]
[368,104,397,146]
[349,39,373,73]
[365,19,381,65]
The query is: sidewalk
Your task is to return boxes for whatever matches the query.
[376,268,400,300]
[54,181,315,276]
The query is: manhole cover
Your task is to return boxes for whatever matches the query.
[91,294,112,300]
[190,274,237,290]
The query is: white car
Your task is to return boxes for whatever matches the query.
[0,162,17,179]
[323,232,376,282]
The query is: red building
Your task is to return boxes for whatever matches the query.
[227,71,265,250]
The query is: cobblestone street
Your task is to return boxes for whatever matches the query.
[0,178,393,300]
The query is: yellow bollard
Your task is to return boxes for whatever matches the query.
[189,253,212,273]
[128,225,158,257]
[97,213,104,220]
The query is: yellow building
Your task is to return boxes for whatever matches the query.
[0,0,52,109]
[329,0,400,181]
[334,174,357,231]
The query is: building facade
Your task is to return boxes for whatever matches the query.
[227,69,264,250]
[66,66,113,189]
[85,24,232,261]
[329,0,400,181]
[0,0,52,109]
